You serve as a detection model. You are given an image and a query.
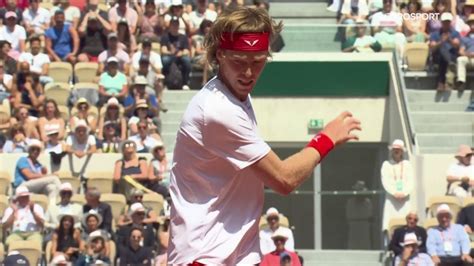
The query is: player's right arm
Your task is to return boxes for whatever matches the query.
[250,111,361,195]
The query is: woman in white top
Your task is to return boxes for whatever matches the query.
[69,98,97,135]
[381,139,414,231]
[38,99,65,142]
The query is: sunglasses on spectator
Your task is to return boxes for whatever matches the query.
[273,237,286,242]
[79,104,88,110]
[134,196,143,200]
[267,216,279,221]
[124,143,136,148]
[138,126,148,130]
[60,191,72,196]
[30,147,40,152]
[19,112,28,116]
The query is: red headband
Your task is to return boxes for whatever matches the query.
[219,32,269,52]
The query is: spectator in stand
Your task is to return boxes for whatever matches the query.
[44,128,67,167]
[192,19,213,86]
[430,12,460,91]
[18,37,52,84]
[452,0,474,37]
[457,201,474,241]
[132,56,165,107]
[427,204,472,265]
[456,15,474,91]
[0,11,26,59]
[2,124,33,153]
[118,227,153,266]
[83,187,113,234]
[381,139,414,232]
[117,188,158,227]
[77,10,111,63]
[394,232,434,266]
[70,98,98,136]
[3,252,30,266]
[50,0,81,29]
[132,39,163,76]
[389,212,428,256]
[161,16,192,90]
[45,10,79,64]
[108,0,139,34]
[45,182,83,230]
[128,120,161,153]
[50,213,84,263]
[370,0,406,56]
[260,228,301,266]
[260,207,295,255]
[339,0,369,25]
[0,0,23,25]
[98,33,131,75]
[0,60,12,102]
[97,121,121,153]
[0,41,17,75]
[80,211,109,249]
[128,99,160,137]
[189,0,217,33]
[82,0,108,21]
[38,99,66,142]
[446,144,474,198]
[148,141,170,198]
[138,0,165,42]
[124,76,159,118]
[22,0,50,36]
[1,186,44,248]
[75,230,111,266]
[9,106,40,139]
[117,18,138,57]
[12,63,45,117]
[113,140,150,192]
[98,97,127,142]
[402,1,428,42]
[65,120,97,159]
[116,203,157,249]
[99,57,129,104]
[428,0,449,33]
[342,19,382,52]
[156,203,170,265]
[13,139,61,204]
[164,0,193,35]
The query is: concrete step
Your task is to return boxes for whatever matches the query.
[162,90,197,102]
[409,102,469,112]
[161,121,181,135]
[419,146,461,154]
[269,3,335,18]
[411,112,474,124]
[161,110,185,122]
[297,250,383,265]
[406,89,472,104]
[162,132,177,152]
[414,123,474,133]
[417,133,474,147]
[162,101,190,110]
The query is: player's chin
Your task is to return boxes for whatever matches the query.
[236,80,255,93]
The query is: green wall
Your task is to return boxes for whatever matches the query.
[253,61,390,97]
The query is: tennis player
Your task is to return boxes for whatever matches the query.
[168,6,362,265]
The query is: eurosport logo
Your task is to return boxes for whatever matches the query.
[402,13,440,20]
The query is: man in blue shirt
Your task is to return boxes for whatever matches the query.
[429,12,461,92]
[14,139,61,206]
[45,10,79,64]
[427,204,472,265]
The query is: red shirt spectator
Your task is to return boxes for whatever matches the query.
[260,228,301,266]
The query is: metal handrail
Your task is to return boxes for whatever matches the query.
[265,189,385,196]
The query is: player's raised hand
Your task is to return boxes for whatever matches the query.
[321,111,362,146]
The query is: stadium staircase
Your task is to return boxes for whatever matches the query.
[297,250,386,266]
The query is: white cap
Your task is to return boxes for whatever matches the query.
[129,202,146,215]
[436,204,451,215]
[271,227,288,239]
[51,254,68,264]
[107,97,119,107]
[28,139,43,151]
[170,0,183,6]
[15,186,31,198]
[151,140,165,152]
[133,75,148,86]
[389,139,406,151]
[88,229,107,244]
[402,232,421,246]
[266,207,279,217]
[46,128,60,136]
[441,12,453,21]
[59,182,73,192]
[74,119,90,131]
[107,57,119,64]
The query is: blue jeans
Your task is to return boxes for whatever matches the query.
[162,55,192,85]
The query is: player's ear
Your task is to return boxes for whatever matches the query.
[216,49,225,63]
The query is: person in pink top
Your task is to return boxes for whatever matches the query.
[260,228,301,266]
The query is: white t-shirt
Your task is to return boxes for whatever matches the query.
[22,7,51,34]
[18,52,50,75]
[168,77,271,265]
[164,13,191,35]
[0,73,12,92]
[131,51,163,72]
[259,226,295,255]
[50,6,81,25]
[2,204,44,232]
[128,134,159,152]
[371,11,403,29]
[447,162,474,179]
[0,25,26,52]
[189,9,217,29]
[66,135,96,152]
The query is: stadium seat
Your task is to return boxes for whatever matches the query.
[463,197,474,208]
[30,194,49,212]
[142,193,165,216]
[45,240,52,263]
[387,218,406,241]
[48,62,73,83]
[57,172,81,193]
[259,214,290,230]
[405,43,429,71]
[0,172,11,195]
[74,63,99,83]
[427,196,461,218]
[424,217,438,230]
[45,82,71,106]
[39,2,53,10]
[86,172,114,194]
[0,99,11,123]
[109,240,116,263]
[100,193,126,224]
[71,82,100,106]
[0,195,8,241]
[58,105,70,122]
[8,240,42,265]
[71,194,86,205]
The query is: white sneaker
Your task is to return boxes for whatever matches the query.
[327,4,338,12]
[182,85,190,90]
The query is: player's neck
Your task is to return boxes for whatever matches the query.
[217,73,247,102]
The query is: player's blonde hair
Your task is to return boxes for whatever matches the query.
[204,6,283,67]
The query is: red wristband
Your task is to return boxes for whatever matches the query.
[306,133,335,161]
